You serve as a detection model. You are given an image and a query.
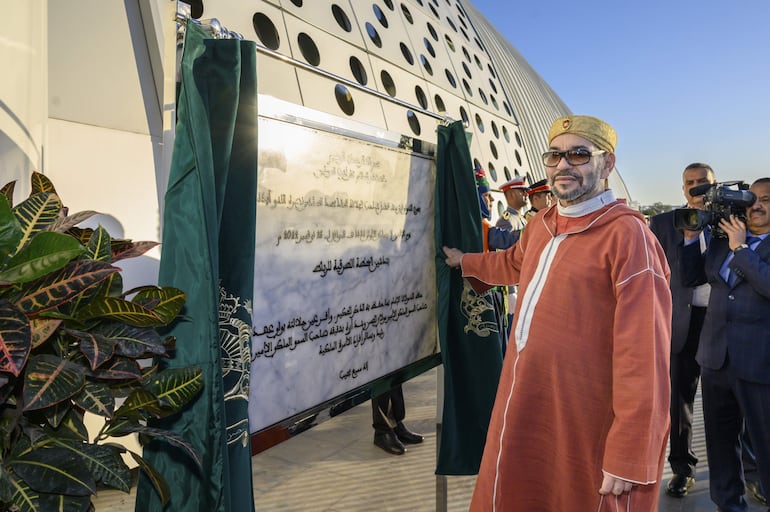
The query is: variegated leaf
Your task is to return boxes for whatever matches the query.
[75,443,131,492]
[130,451,171,506]
[65,327,116,370]
[0,299,31,377]
[76,296,164,327]
[10,445,95,495]
[47,209,99,234]
[145,367,203,410]
[16,259,118,315]
[111,240,159,262]
[0,194,23,260]
[92,322,166,359]
[73,380,115,417]
[0,179,16,203]
[30,171,57,195]
[114,388,165,420]
[130,287,186,325]
[85,225,112,262]
[91,356,142,381]
[30,317,62,348]
[11,192,62,257]
[23,354,85,411]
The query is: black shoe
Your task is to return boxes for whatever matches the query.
[374,431,405,455]
[746,480,768,506]
[394,422,424,444]
[666,474,695,498]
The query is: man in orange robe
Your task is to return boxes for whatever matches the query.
[443,115,671,511]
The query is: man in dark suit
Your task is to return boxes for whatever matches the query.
[649,162,715,497]
[680,177,770,512]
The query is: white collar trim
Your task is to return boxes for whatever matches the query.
[558,190,616,218]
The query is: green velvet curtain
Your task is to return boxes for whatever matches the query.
[135,20,257,511]
[434,121,503,475]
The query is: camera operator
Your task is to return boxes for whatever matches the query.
[679,177,770,512]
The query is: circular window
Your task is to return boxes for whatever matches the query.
[503,166,512,181]
[515,151,522,166]
[297,33,320,66]
[462,46,471,62]
[474,54,482,70]
[400,42,414,65]
[488,164,498,182]
[424,38,436,57]
[462,62,472,79]
[383,0,394,9]
[473,158,482,170]
[365,22,382,47]
[459,106,469,127]
[445,69,457,88]
[503,126,510,142]
[429,3,439,17]
[462,79,472,96]
[407,110,421,136]
[380,69,396,96]
[488,78,498,94]
[515,131,523,147]
[460,27,469,41]
[426,22,438,41]
[252,13,280,50]
[415,85,428,109]
[491,120,499,139]
[447,18,457,32]
[478,88,488,105]
[420,55,433,75]
[503,101,512,116]
[458,14,468,30]
[474,36,484,52]
[401,4,413,23]
[490,94,499,110]
[415,0,423,5]
[475,113,484,132]
[490,141,498,159]
[445,34,455,52]
[334,84,354,116]
[434,94,446,112]
[289,0,302,6]
[373,4,389,28]
[349,56,367,85]
[488,63,497,79]
[331,5,352,32]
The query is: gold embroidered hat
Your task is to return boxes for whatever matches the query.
[547,115,617,153]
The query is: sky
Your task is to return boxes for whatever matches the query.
[470,0,770,206]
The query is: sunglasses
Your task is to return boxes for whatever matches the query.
[542,149,605,167]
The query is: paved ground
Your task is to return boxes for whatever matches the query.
[92,367,766,511]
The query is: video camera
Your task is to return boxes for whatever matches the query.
[672,181,756,238]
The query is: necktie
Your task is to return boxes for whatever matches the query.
[746,235,762,247]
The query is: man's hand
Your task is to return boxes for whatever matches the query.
[719,215,747,251]
[599,471,633,496]
[443,246,464,268]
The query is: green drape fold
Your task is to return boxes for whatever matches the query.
[434,121,503,475]
[135,20,257,512]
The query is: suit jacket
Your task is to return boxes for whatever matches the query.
[680,234,770,383]
[649,210,698,354]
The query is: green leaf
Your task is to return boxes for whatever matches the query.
[0,231,85,285]
[23,354,85,411]
[90,357,142,381]
[124,424,201,470]
[11,192,62,258]
[76,296,164,327]
[0,299,31,377]
[130,451,170,507]
[15,260,118,315]
[7,474,40,512]
[131,287,186,325]
[10,445,95,496]
[36,491,91,512]
[144,367,203,410]
[29,317,62,348]
[73,381,114,417]
[45,407,88,442]
[0,194,23,259]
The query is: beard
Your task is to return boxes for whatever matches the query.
[550,168,603,203]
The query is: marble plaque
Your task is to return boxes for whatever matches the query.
[249,116,438,432]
